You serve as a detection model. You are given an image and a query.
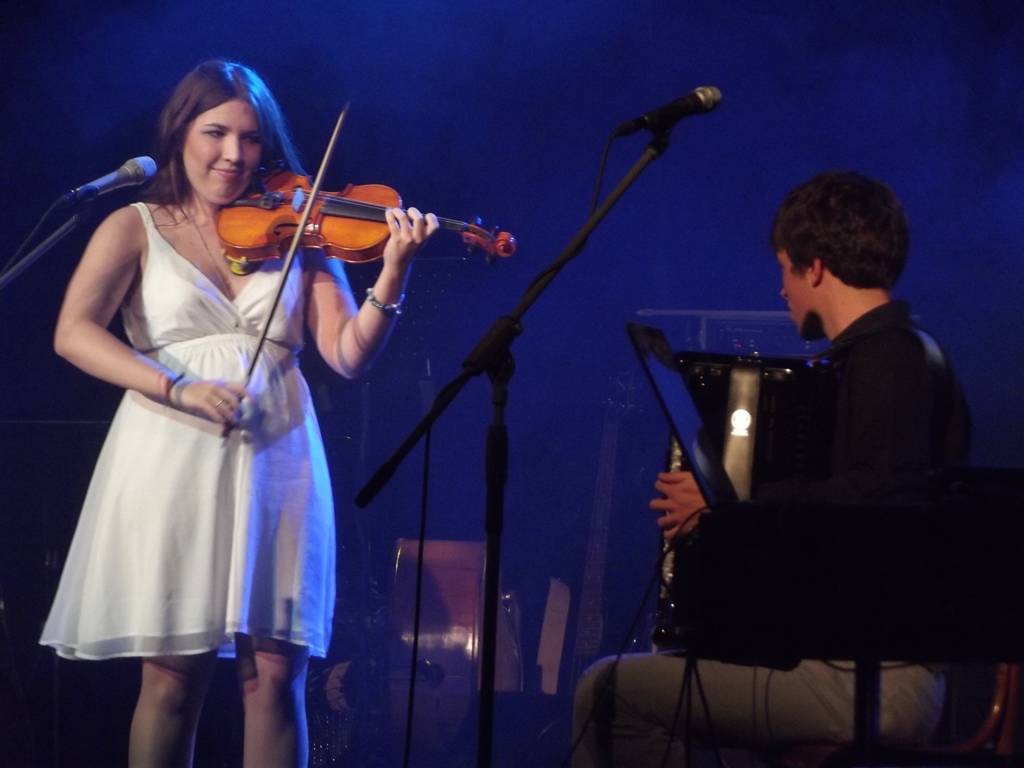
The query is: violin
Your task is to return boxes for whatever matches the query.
[216,168,516,275]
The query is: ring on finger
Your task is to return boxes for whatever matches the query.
[214,399,225,408]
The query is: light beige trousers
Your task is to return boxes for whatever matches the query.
[572,653,944,768]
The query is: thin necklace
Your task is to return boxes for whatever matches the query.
[184,207,233,299]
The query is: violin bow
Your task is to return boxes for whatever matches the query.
[240,103,350,388]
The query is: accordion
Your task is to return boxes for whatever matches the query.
[674,349,838,498]
[656,350,839,649]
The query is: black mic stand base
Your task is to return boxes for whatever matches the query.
[477,353,514,768]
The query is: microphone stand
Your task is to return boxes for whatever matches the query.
[0,205,92,295]
[356,131,673,768]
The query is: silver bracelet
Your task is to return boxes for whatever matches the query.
[366,288,404,316]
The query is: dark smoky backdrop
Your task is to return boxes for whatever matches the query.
[1,1,1022,765]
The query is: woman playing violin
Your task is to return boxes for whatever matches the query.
[39,59,438,767]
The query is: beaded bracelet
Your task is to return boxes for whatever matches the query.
[366,288,405,316]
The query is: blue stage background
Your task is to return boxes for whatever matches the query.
[1,2,1022,765]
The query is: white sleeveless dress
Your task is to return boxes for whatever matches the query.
[40,203,336,660]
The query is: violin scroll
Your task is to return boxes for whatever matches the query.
[462,218,516,262]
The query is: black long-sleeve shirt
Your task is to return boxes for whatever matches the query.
[759,300,970,504]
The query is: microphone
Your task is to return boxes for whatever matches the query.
[613,86,722,137]
[58,156,157,207]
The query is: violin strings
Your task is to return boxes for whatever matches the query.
[320,194,465,231]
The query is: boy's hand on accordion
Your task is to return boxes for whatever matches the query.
[651,471,709,540]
